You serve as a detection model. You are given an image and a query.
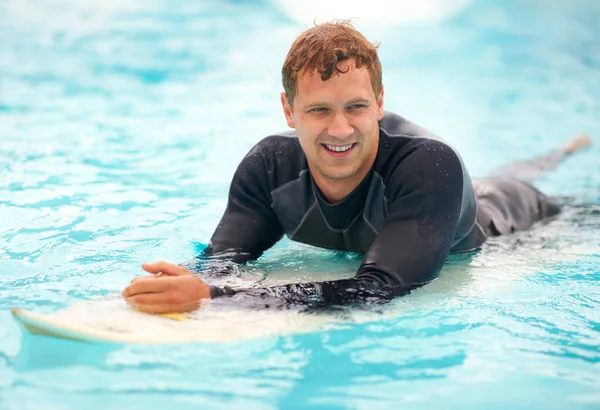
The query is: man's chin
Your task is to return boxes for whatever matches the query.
[319,167,359,181]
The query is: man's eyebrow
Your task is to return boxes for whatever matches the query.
[347,99,370,105]
[301,99,371,110]
[301,102,330,110]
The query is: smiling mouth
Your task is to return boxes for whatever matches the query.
[322,143,356,153]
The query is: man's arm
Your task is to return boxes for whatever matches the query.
[122,139,466,313]
[201,139,285,264]
[172,138,288,288]
[211,139,465,307]
[122,138,287,313]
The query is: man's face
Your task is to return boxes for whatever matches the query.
[281,61,384,187]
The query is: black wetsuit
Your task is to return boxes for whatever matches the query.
[200,111,561,307]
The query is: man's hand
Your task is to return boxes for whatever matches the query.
[121,261,211,314]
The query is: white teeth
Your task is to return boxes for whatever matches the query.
[325,144,354,152]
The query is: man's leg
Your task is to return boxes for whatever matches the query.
[491,134,591,183]
[474,134,592,237]
[474,177,561,237]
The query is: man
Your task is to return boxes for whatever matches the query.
[122,21,591,313]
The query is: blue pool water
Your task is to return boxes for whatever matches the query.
[1,0,599,408]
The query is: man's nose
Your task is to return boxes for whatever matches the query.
[327,112,354,140]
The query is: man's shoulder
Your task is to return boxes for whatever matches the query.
[376,111,453,162]
[379,111,443,141]
[375,111,465,180]
[235,131,306,192]
[245,131,301,158]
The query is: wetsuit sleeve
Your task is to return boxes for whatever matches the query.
[202,142,284,266]
[210,139,465,307]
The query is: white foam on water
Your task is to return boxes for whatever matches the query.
[274,0,473,26]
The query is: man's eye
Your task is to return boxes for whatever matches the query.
[348,104,366,110]
[310,107,327,113]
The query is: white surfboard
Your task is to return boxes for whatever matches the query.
[10,260,482,345]
[12,307,154,344]
[10,265,360,345]
[11,295,345,345]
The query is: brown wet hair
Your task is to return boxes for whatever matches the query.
[282,20,382,107]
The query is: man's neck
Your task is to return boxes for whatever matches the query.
[311,163,373,204]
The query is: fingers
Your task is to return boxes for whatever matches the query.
[126,292,174,307]
[127,294,201,314]
[122,273,211,314]
[130,275,161,284]
[122,276,169,298]
[141,261,192,276]
[132,303,199,314]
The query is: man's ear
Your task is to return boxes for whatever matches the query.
[376,85,384,120]
[281,92,295,129]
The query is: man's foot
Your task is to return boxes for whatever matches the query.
[565,134,592,154]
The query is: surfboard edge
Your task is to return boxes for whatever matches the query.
[10,307,155,344]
